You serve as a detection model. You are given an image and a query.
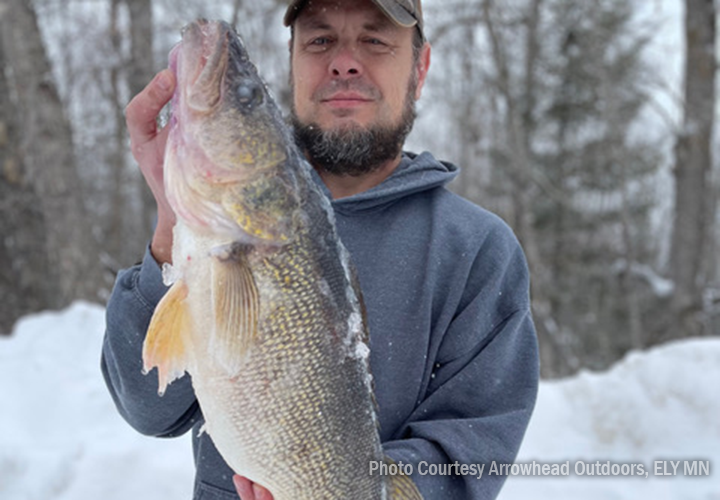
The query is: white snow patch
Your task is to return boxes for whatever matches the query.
[353,340,370,362]
[503,338,720,500]
[344,312,365,354]
[161,262,180,287]
[0,302,194,500]
[612,260,675,297]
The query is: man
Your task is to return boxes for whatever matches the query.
[101,0,539,499]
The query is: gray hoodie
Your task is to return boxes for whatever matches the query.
[101,151,539,499]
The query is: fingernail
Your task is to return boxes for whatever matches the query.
[252,484,264,498]
[157,72,171,91]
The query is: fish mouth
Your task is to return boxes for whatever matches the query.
[175,20,239,112]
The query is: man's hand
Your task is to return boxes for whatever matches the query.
[233,475,274,500]
[125,69,177,264]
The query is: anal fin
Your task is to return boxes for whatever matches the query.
[385,456,424,500]
[211,243,259,374]
[142,280,192,395]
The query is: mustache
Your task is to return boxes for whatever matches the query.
[312,79,382,101]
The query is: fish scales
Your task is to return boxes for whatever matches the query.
[142,19,423,500]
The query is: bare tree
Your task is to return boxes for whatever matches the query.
[482,0,570,375]
[0,32,54,333]
[107,0,129,267]
[125,0,154,98]
[429,0,664,377]
[104,0,156,267]
[0,0,104,305]
[668,0,716,336]
[125,0,157,239]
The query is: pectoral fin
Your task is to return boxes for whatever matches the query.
[142,280,192,395]
[211,244,259,374]
[386,457,424,500]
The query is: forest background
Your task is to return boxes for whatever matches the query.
[0,0,717,378]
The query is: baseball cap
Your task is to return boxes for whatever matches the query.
[283,0,424,40]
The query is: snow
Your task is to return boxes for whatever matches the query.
[611,260,675,297]
[0,303,194,500]
[503,340,720,500]
[1,302,719,499]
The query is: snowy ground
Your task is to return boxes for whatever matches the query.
[1,302,718,500]
[503,335,720,500]
[0,303,194,500]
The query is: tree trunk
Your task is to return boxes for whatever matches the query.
[107,0,128,266]
[0,31,54,333]
[125,0,157,242]
[455,25,484,202]
[0,0,104,305]
[483,0,566,376]
[231,0,244,29]
[669,0,716,336]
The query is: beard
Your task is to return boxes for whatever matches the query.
[290,76,418,177]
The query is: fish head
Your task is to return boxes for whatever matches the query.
[171,19,288,175]
[167,20,301,244]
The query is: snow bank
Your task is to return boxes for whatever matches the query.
[1,302,718,499]
[503,338,720,500]
[0,303,194,500]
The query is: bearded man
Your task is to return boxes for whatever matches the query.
[102,1,539,499]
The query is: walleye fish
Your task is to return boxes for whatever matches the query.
[142,20,422,500]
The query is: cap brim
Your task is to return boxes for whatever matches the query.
[372,0,418,28]
[284,0,419,29]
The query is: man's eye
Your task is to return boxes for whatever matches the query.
[364,38,392,52]
[311,37,331,46]
[305,37,333,52]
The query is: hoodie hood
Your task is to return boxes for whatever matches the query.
[310,151,459,215]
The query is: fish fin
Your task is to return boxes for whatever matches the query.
[211,244,259,374]
[385,456,424,500]
[142,280,192,396]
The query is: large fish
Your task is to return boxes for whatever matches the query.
[142,19,422,500]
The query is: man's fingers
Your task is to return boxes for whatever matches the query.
[232,475,274,500]
[233,475,255,499]
[126,69,175,147]
[253,484,274,500]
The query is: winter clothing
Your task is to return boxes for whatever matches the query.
[101,151,539,499]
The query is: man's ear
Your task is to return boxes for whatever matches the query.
[414,42,431,100]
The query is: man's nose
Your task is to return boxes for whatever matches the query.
[329,46,363,78]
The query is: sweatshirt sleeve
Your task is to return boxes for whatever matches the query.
[383,232,540,499]
[101,246,201,437]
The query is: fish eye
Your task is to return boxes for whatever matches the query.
[236,82,262,107]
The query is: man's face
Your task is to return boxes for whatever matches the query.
[290,0,429,176]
